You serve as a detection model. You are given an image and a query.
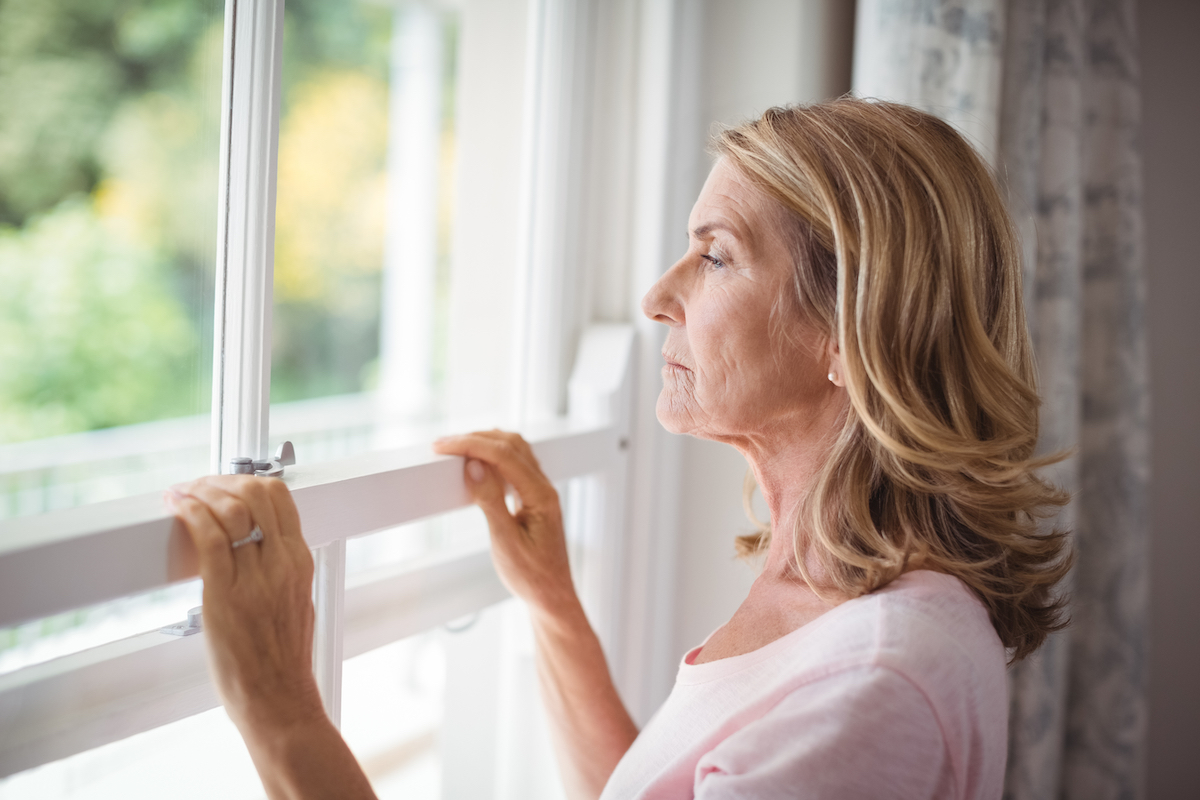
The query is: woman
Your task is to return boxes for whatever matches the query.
[166,98,1070,799]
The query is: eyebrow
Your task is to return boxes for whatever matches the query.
[689,221,740,240]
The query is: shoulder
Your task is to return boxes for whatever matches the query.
[868,571,1006,703]
[800,570,1008,733]
[794,570,1006,684]
[689,574,1008,798]
[763,569,1008,797]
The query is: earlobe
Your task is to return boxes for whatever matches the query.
[825,335,844,388]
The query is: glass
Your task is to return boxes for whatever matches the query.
[346,506,488,580]
[268,1,461,461]
[342,632,445,798]
[0,580,202,677]
[0,706,261,799]
[0,0,225,519]
[0,626,449,799]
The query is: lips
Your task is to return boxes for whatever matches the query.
[662,354,691,371]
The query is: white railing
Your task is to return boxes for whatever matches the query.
[0,324,636,779]
[0,393,385,523]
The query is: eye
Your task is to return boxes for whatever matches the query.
[700,253,726,269]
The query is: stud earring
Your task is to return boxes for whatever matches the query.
[828,372,837,383]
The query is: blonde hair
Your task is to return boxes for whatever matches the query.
[716,98,1071,662]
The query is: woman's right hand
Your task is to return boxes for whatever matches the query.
[165,475,323,735]
[166,475,377,800]
[432,430,577,616]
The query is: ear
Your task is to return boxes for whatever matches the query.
[825,334,845,388]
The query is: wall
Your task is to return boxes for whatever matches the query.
[1140,0,1200,796]
[669,0,855,662]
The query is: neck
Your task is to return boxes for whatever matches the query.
[746,440,824,578]
[732,405,846,585]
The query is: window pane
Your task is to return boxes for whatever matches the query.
[0,580,202,676]
[342,632,444,798]
[272,1,394,406]
[345,507,488,580]
[268,1,470,464]
[0,0,224,519]
[342,602,554,799]
[0,706,262,799]
[0,626,450,799]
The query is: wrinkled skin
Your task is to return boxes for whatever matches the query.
[643,158,845,474]
[167,476,377,800]
[641,158,852,664]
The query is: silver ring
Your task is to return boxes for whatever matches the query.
[231,525,264,549]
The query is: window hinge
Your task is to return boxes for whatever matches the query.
[228,441,295,477]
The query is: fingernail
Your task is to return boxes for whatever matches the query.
[466,459,486,483]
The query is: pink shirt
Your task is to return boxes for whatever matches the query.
[600,570,1007,799]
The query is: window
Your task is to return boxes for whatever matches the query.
[0,0,224,520]
[0,0,693,796]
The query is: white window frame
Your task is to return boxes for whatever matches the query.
[0,327,633,775]
[0,0,703,785]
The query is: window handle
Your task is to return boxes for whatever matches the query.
[228,441,295,477]
[161,606,203,637]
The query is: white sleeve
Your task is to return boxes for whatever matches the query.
[692,665,953,800]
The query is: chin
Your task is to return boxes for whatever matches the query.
[655,392,701,437]
[654,396,683,434]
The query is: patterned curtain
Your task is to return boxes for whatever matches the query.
[853,2,1147,799]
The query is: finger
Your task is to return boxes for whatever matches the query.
[181,481,263,575]
[166,491,235,590]
[192,476,287,568]
[464,459,517,526]
[477,431,538,506]
[434,433,557,508]
[492,429,539,459]
[264,477,314,580]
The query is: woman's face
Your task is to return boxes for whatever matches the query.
[641,158,840,448]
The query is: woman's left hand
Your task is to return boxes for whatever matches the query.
[432,430,576,617]
[166,475,324,733]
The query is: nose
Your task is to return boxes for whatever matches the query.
[641,258,685,326]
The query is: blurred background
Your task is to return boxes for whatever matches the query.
[0,0,223,447]
[1,0,1197,798]
[0,0,457,446]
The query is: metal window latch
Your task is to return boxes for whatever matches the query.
[228,441,295,477]
[161,606,203,637]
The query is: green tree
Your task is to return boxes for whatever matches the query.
[0,0,223,444]
[0,0,220,228]
[0,0,453,441]
[0,201,199,440]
